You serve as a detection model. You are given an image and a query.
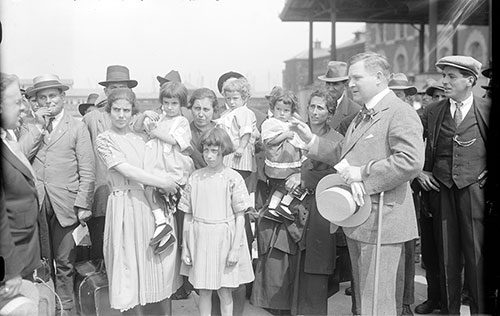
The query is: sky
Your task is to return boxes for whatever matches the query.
[0,0,365,94]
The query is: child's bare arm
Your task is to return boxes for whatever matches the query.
[182,213,193,265]
[266,130,294,146]
[234,133,251,157]
[226,212,245,267]
[149,128,176,145]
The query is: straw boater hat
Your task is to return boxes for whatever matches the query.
[156,70,182,86]
[318,61,349,82]
[435,55,482,79]
[217,71,244,94]
[388,73,417,96]
[26,74,70,97]
[98,65,138,88]
[315,174,371,230]
[78,93,100,116]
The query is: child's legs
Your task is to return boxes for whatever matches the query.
[217,288,234,316]
[198,289,213,316]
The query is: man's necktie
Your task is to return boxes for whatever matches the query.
[46,117,55,134]
[354,105,369,128]
[454,102,463,126]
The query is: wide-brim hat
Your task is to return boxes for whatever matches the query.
[481,79,492,90]
[425,81,445,96]
[98,65,138,88]
[318,61,349,82]
[78,93,100,116]
[217,71,244,94]
[157,70,182,86]
[388,73,417,96]
[435,55,482,79]
[27,74,70,97]
[315,174,371,229]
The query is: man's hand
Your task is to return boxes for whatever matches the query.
[417,171,440,192]
[76,207,92,226]
[289,119,313,144]
[0,275,22,299]
[182,247,192,266]
[33,108,52,129]
[233,147,244,158]
[340,166,362,184]
[350,182,366,206]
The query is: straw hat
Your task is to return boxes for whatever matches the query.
[315,174,371,229]
[26,74,70,97]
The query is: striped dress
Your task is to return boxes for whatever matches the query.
[179,167,255,290]
[96,131,181,312]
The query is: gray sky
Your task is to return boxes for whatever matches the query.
[1,0,364,94]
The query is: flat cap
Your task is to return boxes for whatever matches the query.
[435,55,482,79]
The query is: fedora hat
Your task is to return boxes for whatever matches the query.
[425,80,445,96]
[318,61,349,83]
[435,55,482,79]
[78,93,100,116]
[388,73,417,96]
[98,65,138,88]
[315,174,371,228]
[217,71,244,94]
[27,74,70,97]
[156,70,182,86]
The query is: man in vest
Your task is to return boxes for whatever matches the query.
[419,55,489,315]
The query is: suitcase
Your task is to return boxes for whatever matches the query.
[35,278,56,316]
[74,260,120,316]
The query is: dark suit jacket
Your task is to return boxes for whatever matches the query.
[330,95,361,130]
[421,95,490,172]
[1,141,41,278]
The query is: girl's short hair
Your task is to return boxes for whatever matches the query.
[270,89,298,113]
[222,77,251,101]
[308,89,338,115]
[188,88,218,110]
[105,88,137,113]
[198,127,234,157]
[159,81,188,107]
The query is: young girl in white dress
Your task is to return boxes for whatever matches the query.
[179,127,255,316]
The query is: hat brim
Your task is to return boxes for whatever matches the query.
[436,61,478,79]
[389,86,417,95]
[315,174,372,228]
[98,80,138,88]
[481,68,492,78]
[318,75,349,83]
[425,86,445,96]
[481,85,492,90]
[27,84,69,97]
[78,103,94,116]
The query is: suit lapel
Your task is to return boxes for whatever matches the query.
[1,142,35,182]
[47,112,70,147]
[341,109,384,159]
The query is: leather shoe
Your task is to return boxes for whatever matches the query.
[415,300,440,314]
[344,286,352,296]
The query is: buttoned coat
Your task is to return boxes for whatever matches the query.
[421,95,489,173]
[22,111,95,227]
[308,91,424,244]
[330,96,361,131]
[1,141,41,277]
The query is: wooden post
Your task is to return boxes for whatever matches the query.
[308,18,314,85]
[330,0,337,61]
[428,0,438,72]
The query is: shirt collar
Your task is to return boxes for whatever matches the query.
[337,92,345,106]
[365,88,391,110]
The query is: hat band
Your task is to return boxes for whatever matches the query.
[33,80,65,89]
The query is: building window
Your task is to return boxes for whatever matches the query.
[395,54,406,73]
[468,42,484,65]
[400,24,405,38]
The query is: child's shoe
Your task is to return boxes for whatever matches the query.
[154,234,176,255]
[149,223,173,246]
[262,208,283,223]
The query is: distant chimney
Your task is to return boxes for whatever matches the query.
[314,40,322,49]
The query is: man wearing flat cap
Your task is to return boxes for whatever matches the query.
[418,55,489,315]
[22,74,95,315]
[81,64,138,260]
[318,61,361,132]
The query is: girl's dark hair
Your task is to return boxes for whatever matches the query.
[159,81,188,107]
[270,89,299,113]
[105,88,136,113]
[188,88,218,109]
[308,88,338,115]
[198,126,234,157]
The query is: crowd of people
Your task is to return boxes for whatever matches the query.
[0,51,493,316]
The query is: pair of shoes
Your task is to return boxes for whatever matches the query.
[401,304,414,315]
[274,205,294,221]
[154,234,176,255]
[149,223,173,246]
[170,286,191,300]
[262,209,283,223]
[415,300,440,314]
[344,286,352,296]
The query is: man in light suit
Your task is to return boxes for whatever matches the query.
[318,61,361,131]
[292,52,424,315]
[419,56,489,315]
[23,74,95,316]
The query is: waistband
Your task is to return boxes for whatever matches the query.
[193,215,235,224]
